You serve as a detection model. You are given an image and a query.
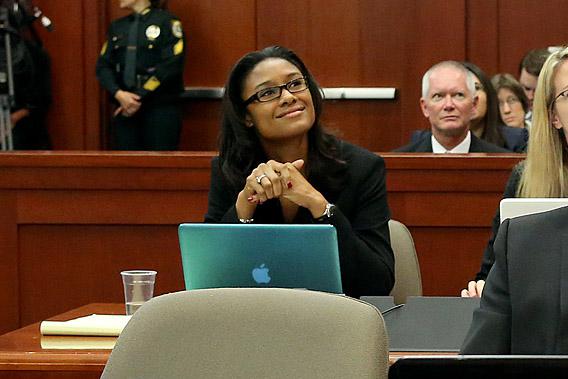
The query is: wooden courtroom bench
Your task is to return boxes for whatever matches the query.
[0,151,523,334]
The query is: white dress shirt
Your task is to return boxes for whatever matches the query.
[431,131,472,153]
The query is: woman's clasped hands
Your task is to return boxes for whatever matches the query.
[236,158,327,221]
[245,159,306,204]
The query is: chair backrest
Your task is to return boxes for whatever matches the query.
[101,288,389,379]
[389,219,422,304]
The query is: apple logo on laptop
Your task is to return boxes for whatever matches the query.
[252,263,271,284]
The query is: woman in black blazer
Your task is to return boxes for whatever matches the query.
[204,46,394,298]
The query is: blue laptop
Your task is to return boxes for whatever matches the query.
[178,223,343,294]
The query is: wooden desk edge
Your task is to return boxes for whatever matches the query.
[389,351,457,365]
[0,352,108,371]
[0,350,452,371]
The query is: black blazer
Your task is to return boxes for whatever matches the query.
[499,125,528,153]
[394,131,510,153]
[204,140,395,298]
[461,206,568,354]
[405,127,527,153]
[475,165,523,281]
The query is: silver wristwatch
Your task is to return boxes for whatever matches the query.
[315,203,335,221]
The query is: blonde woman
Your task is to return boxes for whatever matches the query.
[462,46,568,298]
[462,46,568,354]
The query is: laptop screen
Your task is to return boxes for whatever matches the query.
[500,198,568,223]
[178,223,343,294]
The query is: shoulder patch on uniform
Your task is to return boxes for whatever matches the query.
[100,41,108,56]
[172,20,183,38]
[143,76,161,91]
[173,39,184,55]
[146,25,161,40]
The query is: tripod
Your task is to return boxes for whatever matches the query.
[0,6,15,151]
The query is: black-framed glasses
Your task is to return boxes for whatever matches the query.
[243,77,308,106]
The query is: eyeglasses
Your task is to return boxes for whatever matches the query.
[552,88,568,107]
[243,77,308,105]
[498,96,520,108]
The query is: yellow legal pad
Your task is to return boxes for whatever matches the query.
[40,314,131,336]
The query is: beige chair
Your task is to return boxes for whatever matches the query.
[389,219,422,304]
[102,288,389,379]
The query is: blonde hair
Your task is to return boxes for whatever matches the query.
[517,46,568,197]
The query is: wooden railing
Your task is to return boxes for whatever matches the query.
[0,152,523,333]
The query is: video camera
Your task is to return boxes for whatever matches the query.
[0,0,52,32]
[0,0,52,150]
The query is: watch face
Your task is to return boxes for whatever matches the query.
[314,203,335,222]
[325,204,335,218]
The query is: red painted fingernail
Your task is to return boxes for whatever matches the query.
[287,182,293,189]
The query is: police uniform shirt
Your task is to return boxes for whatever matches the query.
[96,7,185,104]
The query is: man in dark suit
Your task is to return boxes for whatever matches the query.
[396,61,509,153]
[461,206,568,354]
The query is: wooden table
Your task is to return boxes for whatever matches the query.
[0,303,454,378]
[0,304,121,378]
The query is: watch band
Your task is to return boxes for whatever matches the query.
[314,203,335,222]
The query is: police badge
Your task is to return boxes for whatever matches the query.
[146,25,161,40]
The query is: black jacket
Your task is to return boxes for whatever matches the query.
[96,7,185,104]
[204,141,395,298]
[462,206,568,354]
[475,165,523,281]
[407,127,527,153]
[394,131,511,153]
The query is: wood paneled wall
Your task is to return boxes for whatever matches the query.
[0,152,522,334]
[27,0,568,151]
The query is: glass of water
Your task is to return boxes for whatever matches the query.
[120,270,157,315]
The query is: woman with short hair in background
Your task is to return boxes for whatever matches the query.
[492,73,530,130]
[463,62,527,152]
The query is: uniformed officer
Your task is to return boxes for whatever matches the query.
[96,0,185,150]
